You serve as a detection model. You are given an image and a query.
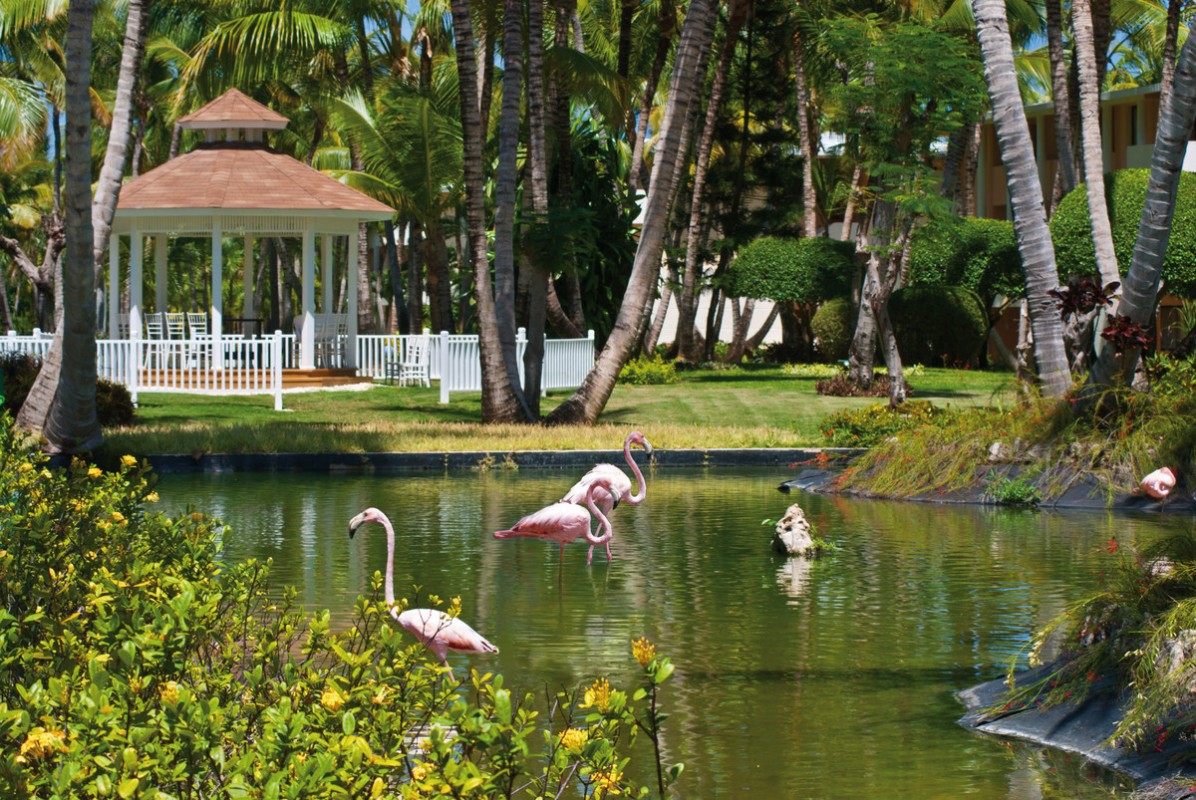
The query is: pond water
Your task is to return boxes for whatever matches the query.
[157,466,1189,798]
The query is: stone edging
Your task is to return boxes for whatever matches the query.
[143,447,864,475]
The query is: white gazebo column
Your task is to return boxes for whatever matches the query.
[346,229,358,369]
[154,235,168,313]
[212,219,224,368]
[300,223,316,369]
[108,234,120,338]
[243,235,254,331]
[321,233,333,314]
[129,226,144,339]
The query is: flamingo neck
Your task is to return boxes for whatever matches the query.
[585,484,614,545]
[380,513,397,612]
[624,437,647,504]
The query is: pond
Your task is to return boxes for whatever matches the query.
[157,466,1187,798]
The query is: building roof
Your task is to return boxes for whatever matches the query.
[116,142,394,218]
[177,88,289,130]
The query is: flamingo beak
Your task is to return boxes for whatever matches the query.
[349,513,367,538]
[642,438,654,457]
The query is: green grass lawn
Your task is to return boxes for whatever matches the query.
[102,364,1020,455]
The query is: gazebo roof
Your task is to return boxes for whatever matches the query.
[117,142,393,218]
[177,88,289,130]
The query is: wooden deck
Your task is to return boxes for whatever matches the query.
[136,367,374,390]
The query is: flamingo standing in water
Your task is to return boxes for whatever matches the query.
[494,475,617,565]
[560,431,653,562]
[1139,467,1178,500]
[349,507,497,678]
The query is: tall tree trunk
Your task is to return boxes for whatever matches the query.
[18,0,102,453]
[1087,31,1196,391]
[407,221,425,331]
[793,11,818,237]
[452,0,526,422]
[522,0,551,414]
[628,3,677,195]
[91,0,145,271]
[384,219,409,334]
[1045,0,1078,201]
[547,0,718,425]
[1072,0,1120,289]
[1160,0,1183,111]
[841,164,863,241]
[973,0,1071,398]
[676,0,746,362]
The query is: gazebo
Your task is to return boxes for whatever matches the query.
[110,88,395,369]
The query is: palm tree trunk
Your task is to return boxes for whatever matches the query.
[547,0,718,425]
[522,0,552,413]
[841,164,863,241]
[1160,0,1182,109]
[452,0,526,422]
[628,3,677,194]
[1045,0,1077,201]
[1087,30,1196,391]
[973,0,1071,398]
[677,0,747,362]
[18,0,102,452]
[1072,0,1120,289]
[91,0,145,270]
[793,11,817,237]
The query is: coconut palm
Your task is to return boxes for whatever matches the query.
[973,0,1071,398]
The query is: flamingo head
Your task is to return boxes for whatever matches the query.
[349,507,386,538]
[629,430,653,456]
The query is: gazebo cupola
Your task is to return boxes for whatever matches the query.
[111,88,395,369]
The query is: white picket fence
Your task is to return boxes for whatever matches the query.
[1,327,596,409]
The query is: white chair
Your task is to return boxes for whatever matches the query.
[143,312,165,368]
[117,313,130,339]
[186,312,211,368]
[398,334,431,387]
[163,313,186,366]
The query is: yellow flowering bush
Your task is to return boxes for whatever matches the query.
[0,415,660,798]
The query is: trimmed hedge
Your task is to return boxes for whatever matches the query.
[724,236,854,303]
[907,216,1024,300]
[889,285,988,367]
[810,297,855,361]
[1050,168,1196,297]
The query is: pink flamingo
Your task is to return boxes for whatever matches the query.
[1139,467,1177,500]
[494,475,616,565]
[560,430,653,562]
[349,507,497,678]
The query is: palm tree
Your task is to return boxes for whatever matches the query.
[17,0,102,452]
[973,0,1071,398]
[547,0,719,425]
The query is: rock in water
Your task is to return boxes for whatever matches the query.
[772,503,815,555]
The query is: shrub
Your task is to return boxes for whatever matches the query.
[810,297,855,361]
[889,285,988,367]
[907,216,1024,301]
[618,353,678,385]
[0,352,135,426]
[724,236,854,304]
[0,417,667,798]
[821,400,947,446]
[1050,168,1196,298]
[815,373,913,398]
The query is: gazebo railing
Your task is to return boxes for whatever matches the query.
[2,328,595,411]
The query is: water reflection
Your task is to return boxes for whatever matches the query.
[158,467,1177,799]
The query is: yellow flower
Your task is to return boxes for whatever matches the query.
[581,678,612,713]
[87,466,102,479]
[17,727,67,763]
[559,727,589,752]
[159,681,179,706]
[144,491,159,503]
[632,636,656,667]
[18,463,32,474]
[592,767,623,796]
[121,455,137,468]
[411,762,430,781]
[321,688,344,712]
[110,512,126,525]
[371,685,391,706]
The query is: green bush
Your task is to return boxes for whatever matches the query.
[810,297,855,361]
[1,352,135,427]
[907,216,1024,301]
[815,373,912,398]
[889,285,988,367]
[724,236,854,304]
[0,417,667,798]
[618,353,678,385]
[821,400,948,446]
[1050,168,1196,297]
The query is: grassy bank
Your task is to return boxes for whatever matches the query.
[102,365,1018,455]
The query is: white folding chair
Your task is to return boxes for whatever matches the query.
[143,312,165,367]
[186,312,211,367]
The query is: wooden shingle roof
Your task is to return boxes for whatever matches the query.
[116,142,394,217]
[177,88,289,130]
